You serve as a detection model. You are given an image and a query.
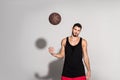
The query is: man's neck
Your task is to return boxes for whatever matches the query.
[70,35,79,42]
[71,35,79,38]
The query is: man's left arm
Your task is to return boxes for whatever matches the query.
[82,39,91,80]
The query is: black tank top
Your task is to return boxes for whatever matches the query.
[62,37,85,77]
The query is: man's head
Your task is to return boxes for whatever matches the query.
[72,23,82,37]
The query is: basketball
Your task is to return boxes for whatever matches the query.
[49,12,61,25]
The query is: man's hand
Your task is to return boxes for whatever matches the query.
[48,47,56,57]
[86,71,91,80]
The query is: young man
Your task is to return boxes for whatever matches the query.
[48,23,91,80]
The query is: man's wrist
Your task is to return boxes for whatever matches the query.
[87,70,91,72]
[51,53,57,57]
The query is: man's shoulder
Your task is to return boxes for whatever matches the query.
[62,37,67,42]
[81,37,87,46]
[80,37,87,41]
[61,36,69,45]
[62,36,70,40]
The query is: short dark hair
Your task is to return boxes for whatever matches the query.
[73,23,82,29]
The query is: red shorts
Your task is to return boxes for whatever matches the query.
[61,76,86,80]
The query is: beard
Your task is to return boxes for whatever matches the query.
[72,32,79,37]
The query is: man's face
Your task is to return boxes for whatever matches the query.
[72,26,81,37]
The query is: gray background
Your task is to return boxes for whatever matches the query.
[0,0,120,80]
